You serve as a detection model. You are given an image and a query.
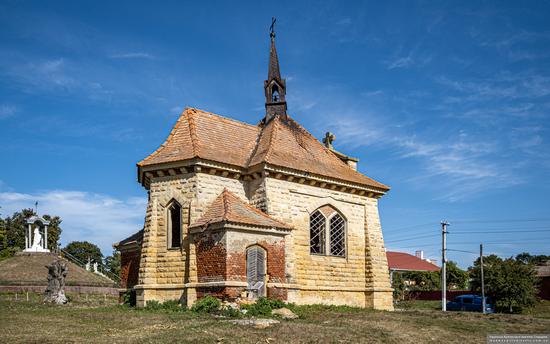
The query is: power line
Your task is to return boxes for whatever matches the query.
[384,221,439,233]
[450,218,550,224]
[452,229,550,234]
[450,225,550,231]
[385,234,439,244]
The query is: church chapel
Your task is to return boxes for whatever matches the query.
[114,24,394,310]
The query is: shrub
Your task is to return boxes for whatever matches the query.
[143,299,184,312]
[191,296,221,313]
[144,300,163,310]
[240,297,285,316]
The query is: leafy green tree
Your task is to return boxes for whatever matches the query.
[469,255,539,313]
[1,209,62,258]
[104,250,121,277]
[64,241,103,265]
[446,261,469,290]
[515,252,550,265]
[0,217,6,251]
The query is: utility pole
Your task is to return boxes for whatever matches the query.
[441,221,449,312]
[480,243,486,314]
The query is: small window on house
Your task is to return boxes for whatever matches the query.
[309,206,346,257]
[167,200,182,248]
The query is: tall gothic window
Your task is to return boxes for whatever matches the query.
[167,200,182,248]
[309,205,346,257]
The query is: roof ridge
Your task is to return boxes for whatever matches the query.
[221,188,232,221]
[263,115,280,162]
[187,108,199,156]
[137,109,189,166]
[219,189,292,229]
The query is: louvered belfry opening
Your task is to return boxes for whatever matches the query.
[309,205,346,257]
[246,245,267,298]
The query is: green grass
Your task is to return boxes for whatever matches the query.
[0,297,549,343]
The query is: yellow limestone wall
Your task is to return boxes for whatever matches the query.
[264,177,393,310]
[134,171,393,310]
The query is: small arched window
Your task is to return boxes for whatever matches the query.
[309,205,346,257]
[167,200,182,248]
[271,85,280,102]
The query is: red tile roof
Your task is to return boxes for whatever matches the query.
[386,251,440,272]
[189,189,292,230]
[138,108,389,191]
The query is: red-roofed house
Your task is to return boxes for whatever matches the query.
[386,251,439,284]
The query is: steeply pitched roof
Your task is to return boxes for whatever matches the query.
[190,189,292,230]
[138,108,389,191]
[138,108,260,168]
[386,251,440,272]
[249,114,388,189]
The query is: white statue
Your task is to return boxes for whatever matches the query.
[24,215,50,253]
[31,227,43,249]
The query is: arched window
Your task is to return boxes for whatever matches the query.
[271,85,280,102]
[309,205,346,257]
[167,200,181,248]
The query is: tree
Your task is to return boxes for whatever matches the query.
[104,250,121,278]
[0,217,6,250]
[515,252,550,265]
[64,241,103,266]
[469,254,539,313]
[446,261,469,290]
[1,209,62,259]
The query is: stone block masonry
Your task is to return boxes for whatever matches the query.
[133,170,392,310]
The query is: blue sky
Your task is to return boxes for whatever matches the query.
[1,1,549,267]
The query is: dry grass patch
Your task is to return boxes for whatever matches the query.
[0,300,549,343]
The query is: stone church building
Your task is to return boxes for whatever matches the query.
[115,28,393,310]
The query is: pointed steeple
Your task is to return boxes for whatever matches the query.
[263,17,287,124]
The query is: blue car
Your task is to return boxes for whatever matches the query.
[446,294,495,313]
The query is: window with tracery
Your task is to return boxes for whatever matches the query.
[309,205,346,257]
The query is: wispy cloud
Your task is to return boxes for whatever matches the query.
[386,55,413,70]
[0,190,146,254]
[109,52,154,59]
[0,104,18,119]
[384,49,432,70]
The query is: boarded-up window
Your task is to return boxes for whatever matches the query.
[309,210,326,254]
[167,200,181,248]
[247,245,266,298]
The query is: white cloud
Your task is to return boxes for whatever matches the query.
[0,190,146,255]
[109,52,154,59]
[0,104,18,119]
[386,55,414,70]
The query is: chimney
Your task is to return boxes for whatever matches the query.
[415,250,424,260]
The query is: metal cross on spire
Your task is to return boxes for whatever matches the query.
[270,17,276,39]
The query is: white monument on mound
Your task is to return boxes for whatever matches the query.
[24,215,50,253]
